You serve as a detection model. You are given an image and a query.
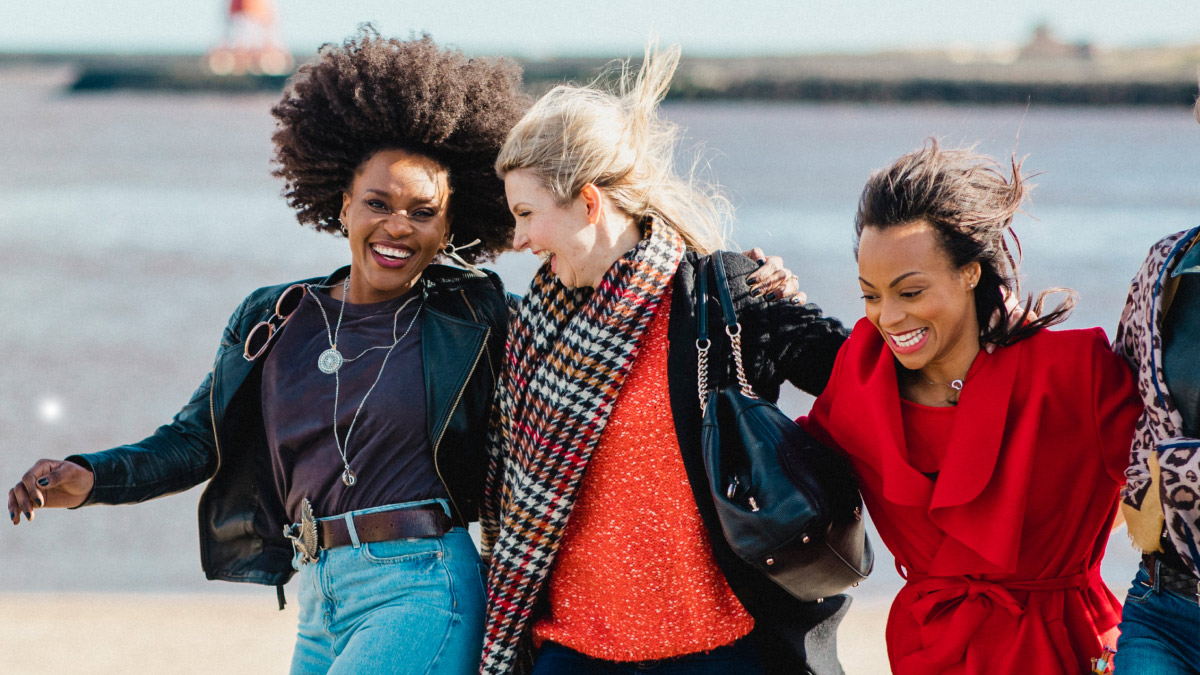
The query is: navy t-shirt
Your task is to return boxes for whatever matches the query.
[261,285,448,522]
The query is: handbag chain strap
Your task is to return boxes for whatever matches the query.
[695,254,759,413]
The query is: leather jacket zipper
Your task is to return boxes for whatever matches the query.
[208,370,225,472]
[206,350,288,610]
[198,367,223,575]
[459,289,496,383]
[432,326,489,524]
[432,289,492,521]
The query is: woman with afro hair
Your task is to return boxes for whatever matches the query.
[8,29,523,675]
[7,28,801,674]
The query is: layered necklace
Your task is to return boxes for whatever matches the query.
[310,277,423,486]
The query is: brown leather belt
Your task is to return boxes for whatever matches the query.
[318,506,452,550]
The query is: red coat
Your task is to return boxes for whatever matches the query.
[803,319,1142,674]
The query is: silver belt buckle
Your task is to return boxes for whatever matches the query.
[283,498,319,565]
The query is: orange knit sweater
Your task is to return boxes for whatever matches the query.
[532,288,755,661]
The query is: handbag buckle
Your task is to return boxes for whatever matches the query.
[727,477,761,512]
[726,477,741,499]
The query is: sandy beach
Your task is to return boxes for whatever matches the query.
[0,591,892,674]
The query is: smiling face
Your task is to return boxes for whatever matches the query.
[857,220,981,374]
[340,149,450,304]
[504,168,605,289]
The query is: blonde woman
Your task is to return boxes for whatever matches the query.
[479,45,853,675]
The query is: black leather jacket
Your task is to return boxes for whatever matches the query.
[70,265,508,593]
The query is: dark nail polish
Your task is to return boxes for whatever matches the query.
[35,496,43,507]
[757,259,767,266]
[37,478,49,487]
[8,511,13,521]
[766,292,777,301]
[23,511,31,520]
[747,278,758,286]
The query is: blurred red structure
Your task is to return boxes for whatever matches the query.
[206,0,293,76]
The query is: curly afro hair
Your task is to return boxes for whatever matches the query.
[271,28,531,263]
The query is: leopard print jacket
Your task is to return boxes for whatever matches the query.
[1114,226,1200,578]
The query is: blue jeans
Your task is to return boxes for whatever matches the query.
[288,501,486,675]
[531,640,766,675]
[1115,562,1200,675]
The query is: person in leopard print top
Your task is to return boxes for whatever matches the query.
[1111,88,1200,674]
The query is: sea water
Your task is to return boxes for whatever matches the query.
[1,67,1197,599]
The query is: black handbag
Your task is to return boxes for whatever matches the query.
[696,254,873,602]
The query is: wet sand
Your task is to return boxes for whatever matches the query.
[0,591,892,674]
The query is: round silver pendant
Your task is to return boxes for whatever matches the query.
[318,348,343,374]
[341,468,357,487]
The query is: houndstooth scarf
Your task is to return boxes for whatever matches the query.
[479,219,685,674]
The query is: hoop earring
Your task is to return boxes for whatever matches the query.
[339,221,349,237]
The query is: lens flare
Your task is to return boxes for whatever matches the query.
[38,397,63,424]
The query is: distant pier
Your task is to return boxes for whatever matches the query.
[4,42,1198,106]
[522,43,1200,106]
[70,64,287,93]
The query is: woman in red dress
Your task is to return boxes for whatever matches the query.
[802,140,1142,674]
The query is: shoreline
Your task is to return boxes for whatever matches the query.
[4,52,1197,105]
[0,591,892,674]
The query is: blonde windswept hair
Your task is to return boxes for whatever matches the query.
[495,42,730,254]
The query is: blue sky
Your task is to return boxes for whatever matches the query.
[6,1,1200,56]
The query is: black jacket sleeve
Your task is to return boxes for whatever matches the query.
[66,299,249,505]
[712,251,849,401]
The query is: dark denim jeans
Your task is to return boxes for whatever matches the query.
[1115,561,1200,675]
[531,639,766,675]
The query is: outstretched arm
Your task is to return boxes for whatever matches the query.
[6,296,253,523]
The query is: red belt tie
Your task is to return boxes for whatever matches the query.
[889,567,1095,672]
[905,570,1090,624]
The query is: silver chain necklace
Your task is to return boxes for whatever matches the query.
[921,373,965,391]
[309,277,424,486]
[916,370,970,406]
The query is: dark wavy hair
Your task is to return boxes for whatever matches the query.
[270,28,531,263]
[854,139,1076,347]
[1194,74,1199,123]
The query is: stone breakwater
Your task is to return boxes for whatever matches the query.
[523,48,1200,106]
[3,46,1197,104]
